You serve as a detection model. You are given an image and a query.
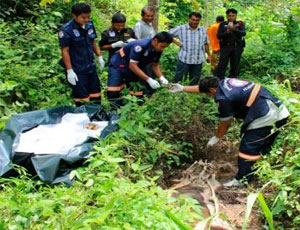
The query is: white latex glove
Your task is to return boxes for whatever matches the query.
[169,83,184,93]
[67,69,78,85]
[159,76,169,87]
[111,41,126,48]
[127,38,136,43]
[98,56,105,71]
[146,78,161,89]
[207,136,219,147]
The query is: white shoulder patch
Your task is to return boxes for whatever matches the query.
[228,78,249,87]
[88,29,94,35]
[134,45,142,53]
[73,29,80,37]
[59,31,64,38]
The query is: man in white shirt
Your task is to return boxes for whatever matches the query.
[133,6,156,39]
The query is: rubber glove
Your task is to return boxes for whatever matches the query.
[98,56,105,71]
[159,76,169,87]
[169,83,184,93]
[67,69,78,85]
[146,78,161,89]
[127,38,136,43]
[207,136,219,147]
[111,41,126,48]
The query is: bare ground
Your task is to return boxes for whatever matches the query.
[160,116,264,229]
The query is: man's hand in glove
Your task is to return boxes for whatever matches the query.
[98,56,105,71]
[207,136,219,147]
[159,76,169,87]
[67,69,78,85]
[169,83,184,93]
[111,41,126,48]
[127,38,136,43]
[146,78,161,89]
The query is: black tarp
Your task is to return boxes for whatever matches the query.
[0,105,119,185]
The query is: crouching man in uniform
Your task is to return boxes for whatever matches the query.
[107,32,172,108]
[170,77,290,187]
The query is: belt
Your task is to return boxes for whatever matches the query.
[246,84,261,107]
[223,41,242,46]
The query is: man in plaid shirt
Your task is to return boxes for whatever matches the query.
[169,12,211,85]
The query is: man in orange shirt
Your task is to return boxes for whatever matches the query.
[207,15,224,74]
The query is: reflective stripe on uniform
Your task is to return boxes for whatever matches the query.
[246,84,261,107]
[129,90,143,96]
[89,92,101,98]
[119,48,125,57]
[238,152,261,161]
[74,97,90,102]
[107,84,125,92]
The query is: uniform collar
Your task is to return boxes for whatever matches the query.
[146,38,155,51]
[72,19,92,30]
[110,27,127,33]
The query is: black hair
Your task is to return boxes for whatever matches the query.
[141,6,155,16]
[216,15,224,22]
[198,77,220,93]
[72,3,91,16]
[226,8,238,15]
[153,32,173,44]
[189,12,202,19]
[112,13,126,23]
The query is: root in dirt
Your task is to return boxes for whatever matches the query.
[167,159,263,230]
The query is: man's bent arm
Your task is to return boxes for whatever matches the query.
[215,119,232,138]
[152,63,163,77]
[129,62,149,81]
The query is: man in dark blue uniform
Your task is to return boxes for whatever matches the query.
[99,13,136,63]
[107,31,172,108]
[215,8,246,79]
[58,3,105,106]
[170,77,289,186]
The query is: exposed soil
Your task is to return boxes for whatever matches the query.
[161,115,264,229]
[275,75,300,92]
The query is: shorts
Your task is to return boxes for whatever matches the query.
[68,68,101,99]
[239,118,288,155]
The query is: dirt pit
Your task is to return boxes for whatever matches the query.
[163,141,263,230]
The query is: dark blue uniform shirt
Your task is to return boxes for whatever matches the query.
[215,78,282,133]
[58,19,97,74]
[109,38,162,70]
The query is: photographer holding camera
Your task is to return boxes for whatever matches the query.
[215,8,246,79]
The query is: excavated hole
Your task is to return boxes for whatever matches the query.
[159,115,263,230]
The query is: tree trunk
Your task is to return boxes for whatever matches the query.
[212,0,215,26]
[204,0,208,28]
[148,0,159,31]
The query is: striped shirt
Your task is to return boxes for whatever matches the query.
[169,24,209,64]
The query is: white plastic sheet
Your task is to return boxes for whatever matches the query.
[15,113,108,155]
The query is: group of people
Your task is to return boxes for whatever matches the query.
[58,3,289,187]
[58,3,246,107]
